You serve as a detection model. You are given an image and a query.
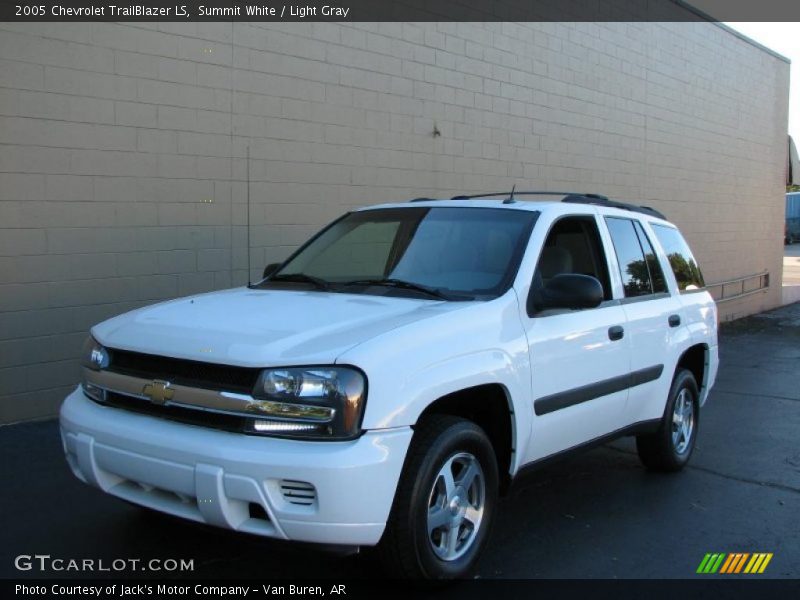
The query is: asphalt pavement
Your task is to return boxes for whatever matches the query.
[2,302,799,580]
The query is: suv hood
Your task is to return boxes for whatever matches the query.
[93,288,471,367]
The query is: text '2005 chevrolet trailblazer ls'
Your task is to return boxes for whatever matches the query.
[60,191,718,579]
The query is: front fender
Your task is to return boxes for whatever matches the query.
[338,294,533,473]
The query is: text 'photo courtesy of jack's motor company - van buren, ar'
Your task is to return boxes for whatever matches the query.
[15,584,348,597]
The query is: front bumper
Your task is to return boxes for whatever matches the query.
[59,387,412,546]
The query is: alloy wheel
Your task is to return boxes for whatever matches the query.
[426,452,486,561]
[671,388,695,455]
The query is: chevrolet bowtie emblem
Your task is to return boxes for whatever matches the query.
[142,380,174,405]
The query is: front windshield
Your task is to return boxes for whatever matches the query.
[265,206,538,300]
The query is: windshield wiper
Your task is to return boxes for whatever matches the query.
[341,278,450,300]
[268,273,332,291]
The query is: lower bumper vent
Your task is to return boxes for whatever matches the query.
[280,480,317,506]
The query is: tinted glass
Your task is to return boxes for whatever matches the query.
[275,207,537,299]
[528,216,612,314]
[633,221,668,294]
[605,217,652,297]
[651,224,705,291]
[301,220,399,279]
[534,217,612,297]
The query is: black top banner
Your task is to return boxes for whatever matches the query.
[3,0,800,22]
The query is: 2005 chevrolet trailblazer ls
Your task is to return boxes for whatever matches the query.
[60,191,718,579]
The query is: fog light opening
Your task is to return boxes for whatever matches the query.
[248,503,270,521]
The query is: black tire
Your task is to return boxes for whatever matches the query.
[636,368,699,472]
[377,415,499,580]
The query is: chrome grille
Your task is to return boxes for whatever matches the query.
[104,391,247,433]
[108,348,260,393]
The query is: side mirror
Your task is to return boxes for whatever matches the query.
[262,263,281,279]
[537,273,603,311]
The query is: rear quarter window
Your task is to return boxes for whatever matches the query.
[651,224,705,292]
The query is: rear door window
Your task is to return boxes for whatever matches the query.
[633,221,668,294]
[605,217,656,298]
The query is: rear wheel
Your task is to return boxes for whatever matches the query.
[636,368,699,472]
[377,415,498,579]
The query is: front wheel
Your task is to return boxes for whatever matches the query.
[636,368,699,472]
[377,415,499,579]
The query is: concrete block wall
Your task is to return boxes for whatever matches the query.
[0,18,790,422]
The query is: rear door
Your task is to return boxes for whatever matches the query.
[521,213,632,463]
[601,217,687,424]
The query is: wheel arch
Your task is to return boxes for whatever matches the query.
[416,383,515,495]
[676,343,709,403]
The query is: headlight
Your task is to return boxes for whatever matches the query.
[81,336,109,370]
[249,367,366,440]
[81,336,109,402]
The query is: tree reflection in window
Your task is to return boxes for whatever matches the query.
[666,252,703,291]
[651,224,705,292]
[605,217,656,298]
[624,258,653,296]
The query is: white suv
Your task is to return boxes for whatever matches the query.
[60,192,718,579]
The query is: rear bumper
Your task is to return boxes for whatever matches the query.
[59,387,412,546]
[700,344,719,406]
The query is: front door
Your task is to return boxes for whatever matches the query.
[521,214,632,463]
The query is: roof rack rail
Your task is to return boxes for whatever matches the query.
[561,195,666,220]
[449,191,585,200]
[409,191,667,220]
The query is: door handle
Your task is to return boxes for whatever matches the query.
[608,325,624,341]
[668,314,681,328]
